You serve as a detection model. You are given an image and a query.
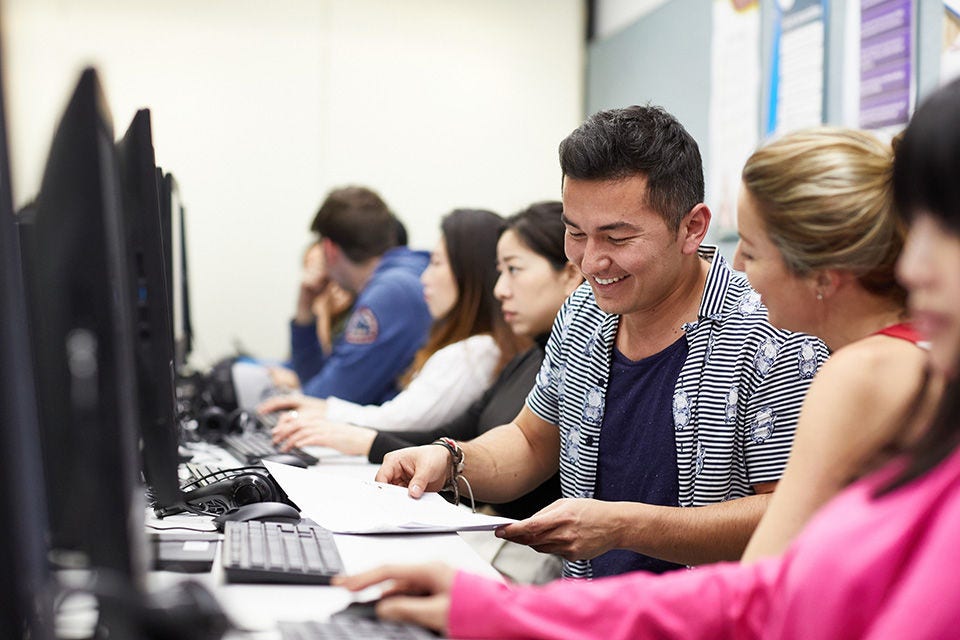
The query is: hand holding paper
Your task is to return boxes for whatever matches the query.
[263,461,515,534]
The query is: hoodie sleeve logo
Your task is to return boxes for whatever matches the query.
[344,306,379,344]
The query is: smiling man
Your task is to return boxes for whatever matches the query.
[377,105,827,579]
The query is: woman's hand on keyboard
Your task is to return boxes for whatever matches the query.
[333,562,456,635]
[272,415,376,456]
[257,393,327,417]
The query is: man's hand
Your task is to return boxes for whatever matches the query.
[333,563,456,635]
[376,445,452,498]
[495,498,620,560]
[295,243,332,325]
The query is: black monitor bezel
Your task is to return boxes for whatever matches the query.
[18,68,147,586]
[116,108,183,509]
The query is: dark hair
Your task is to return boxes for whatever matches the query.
[310,186,397,262]
[403,209,524,384]
[504,201,567,271]
[882,77,960,494]
[558,105,704,231]
[392,215,409,247]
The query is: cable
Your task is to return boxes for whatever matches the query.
[178,464,266,491]
[146,524,219,533]
[178,502,226,519]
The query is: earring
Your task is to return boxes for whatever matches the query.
[816,292,823,301]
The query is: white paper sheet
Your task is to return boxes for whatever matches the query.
[263,461,515,534]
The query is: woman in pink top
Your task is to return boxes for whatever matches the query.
[334,79,960,639]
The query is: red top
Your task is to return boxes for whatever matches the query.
[875,322,924,345]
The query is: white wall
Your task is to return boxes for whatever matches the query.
[594,0,670,38]
[3,0,585,367]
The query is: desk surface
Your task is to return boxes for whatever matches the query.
[151,443,500,638]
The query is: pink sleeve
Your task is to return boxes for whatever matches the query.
[448,560,782,640]
[863,498,960,639]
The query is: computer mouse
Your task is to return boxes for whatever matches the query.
[212,501,301,531]
[259,452,310,468]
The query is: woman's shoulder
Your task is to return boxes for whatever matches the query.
[829,331,927,378]
[427,334,499,363]
[811,332,927,413]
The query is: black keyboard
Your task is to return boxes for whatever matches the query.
[257,411,281,429]
[222,521,344,584]
[279,618,437,639]
[219,430,319,466]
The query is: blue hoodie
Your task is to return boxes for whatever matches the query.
[290,246,431,404]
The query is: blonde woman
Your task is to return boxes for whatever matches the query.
[735,128,940,560]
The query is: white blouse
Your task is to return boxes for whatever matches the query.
[324,334,500,432]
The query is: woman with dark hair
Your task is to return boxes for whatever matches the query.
[333,80,960,639]
[263,208,524,433]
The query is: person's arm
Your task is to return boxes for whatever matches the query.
[449,558,780,640]
[289,253,333,380]
[742,337,929,561]
[290,320,329,385]
[257,394,325,416]
[368,345,540,461]
[498,483,774,564]
[336,558,783,639]
[325,335,499,431]
[312,282,354,356]
[273,416,378,456]
[272,345,512,459]
[367,412,476,463]
[297,277,431,402]
[376,405,560,501]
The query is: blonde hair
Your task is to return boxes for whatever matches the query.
[742,127,905,306]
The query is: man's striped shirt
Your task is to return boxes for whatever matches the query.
[527,246,828,578]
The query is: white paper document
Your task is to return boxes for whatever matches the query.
[263,461,516,534]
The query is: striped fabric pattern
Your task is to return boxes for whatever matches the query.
[527,246,829,578]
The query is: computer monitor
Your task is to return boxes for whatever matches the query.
[157,166,174,337]
[116,108,183,511]
[158,171,194,371]
[17,68,147,594]
[175,179,194,367]
[0,41,55,640]
[156,169,193,371]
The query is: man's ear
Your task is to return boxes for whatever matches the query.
[678,204,711,255]
[321,237,340,265]
[561,261,584,294]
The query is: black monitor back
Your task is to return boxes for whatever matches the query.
[116,109,182,509]
[18,68,146,584]
[175,178,194,366]
[158,171,193,370]
[0,39,55,640]
[157,166,174,339]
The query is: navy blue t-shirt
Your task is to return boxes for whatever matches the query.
[592,335,688,577]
